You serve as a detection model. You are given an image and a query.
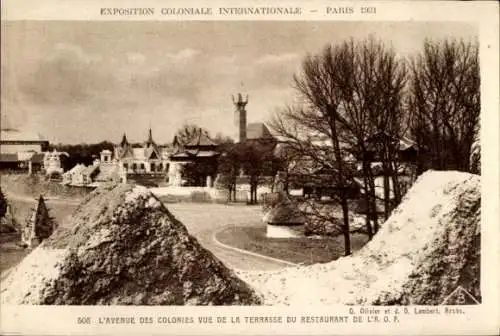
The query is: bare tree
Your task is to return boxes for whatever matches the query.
[173,123,210,147]
[409,38,480,173]
[335,37,409,223]
[238,141,278,204]
[271,44,355,256]
[271,38,409,248]
[217,143,240,202]
[217,141,278,204]
[269,135,303,191]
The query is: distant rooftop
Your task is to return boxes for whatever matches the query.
[246,122,274,140]
[0,128,47,142]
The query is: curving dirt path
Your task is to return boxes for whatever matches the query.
[166,203,294,271]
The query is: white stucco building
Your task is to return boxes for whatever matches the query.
[114,129,170,176]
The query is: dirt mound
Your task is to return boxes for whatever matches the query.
[0,183,261,305]
[239,170,481,305]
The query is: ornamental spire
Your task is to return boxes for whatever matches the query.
[147,128,154,144]
[120,133,129,147]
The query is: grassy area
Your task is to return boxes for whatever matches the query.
[0,233,29,275]
[0,247,28,274]
[215,226,369,265]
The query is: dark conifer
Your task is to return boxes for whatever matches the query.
[23,195,57,246]
[33,195,57,240]
[0,187,7,218]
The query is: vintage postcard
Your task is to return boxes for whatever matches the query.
[0,0,498,335]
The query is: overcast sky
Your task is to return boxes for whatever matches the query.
[1,21,477,144]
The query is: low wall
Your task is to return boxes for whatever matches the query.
[150,186,270,203]
[149,186,304,204]
[127,174,165,187]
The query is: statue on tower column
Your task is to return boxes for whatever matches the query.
[232,93,248,143]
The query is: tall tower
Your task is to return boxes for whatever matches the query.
[232,93,248,143]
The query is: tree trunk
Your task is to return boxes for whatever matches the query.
[249,181,257,204]
[328,115,350,256]
[362,174,374,240]
[390,159,402,205]
[368,172,379,234]
[387,141,402,208]
[250,184,254,204]
[379,139,391,221]
[362,159,378,236]
[382,164,391,221]
[340,196,351,256]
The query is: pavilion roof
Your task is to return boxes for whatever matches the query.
[246,122,274,140]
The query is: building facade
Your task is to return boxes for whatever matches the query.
[43,150,68,177]
[0,128,49,154]
[114,129,170,176]
[0,128,50,173]
[60,129,169,187]
[169,132,220,187]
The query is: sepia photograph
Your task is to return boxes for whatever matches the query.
[1,1,498,332]
[0,19,482,307]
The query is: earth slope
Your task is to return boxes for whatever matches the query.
[0,184,261,305]
[239,170,481,305]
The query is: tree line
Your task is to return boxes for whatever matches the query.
[49,141,116,171]
[269,36,480,256]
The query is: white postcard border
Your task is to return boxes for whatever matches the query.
[1,1,499,335]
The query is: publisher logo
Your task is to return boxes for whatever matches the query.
[441,286,480,305]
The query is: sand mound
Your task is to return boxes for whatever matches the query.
[239,170,481,305]
[0,184,261,305]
